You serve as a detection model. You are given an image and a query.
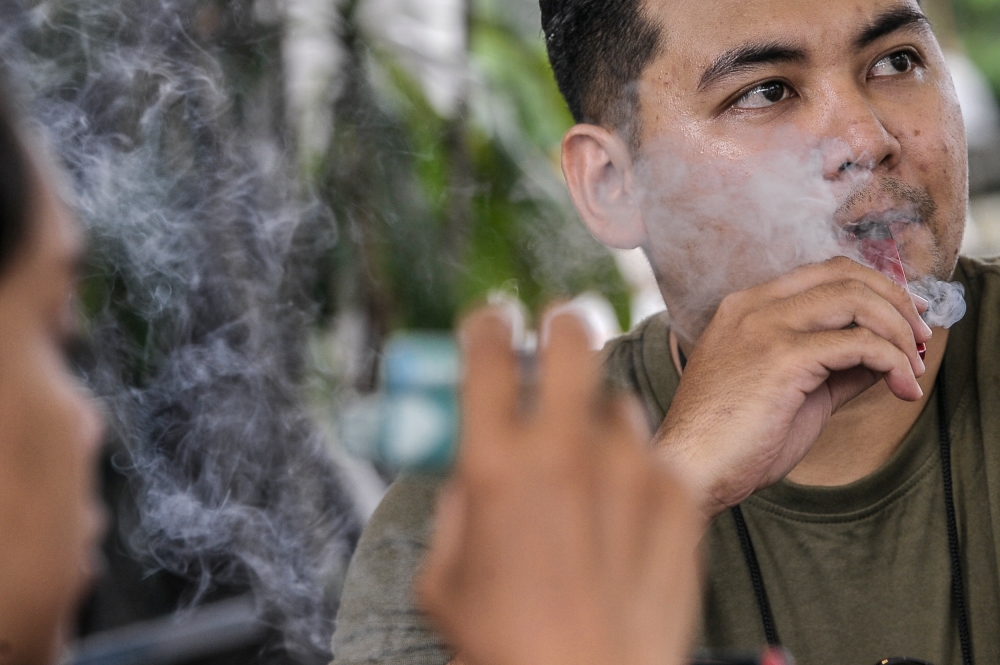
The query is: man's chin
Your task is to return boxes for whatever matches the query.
[892,226,948,283]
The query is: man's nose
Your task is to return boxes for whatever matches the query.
[816,81,901,179]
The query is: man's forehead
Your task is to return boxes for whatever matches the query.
[646,0,926,69]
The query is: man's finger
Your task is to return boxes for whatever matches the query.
[825,365,884,412]
[761,257,932,343]
[797,326,923,402]
[776,279,925,376]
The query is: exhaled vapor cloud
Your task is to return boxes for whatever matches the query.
[630,135,965,344]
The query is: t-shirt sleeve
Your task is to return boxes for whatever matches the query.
[331,473,452,665]
[600,312,676,430]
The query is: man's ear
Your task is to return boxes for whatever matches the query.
[561,124,647,249]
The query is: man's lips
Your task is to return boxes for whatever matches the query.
[841,208,922,238]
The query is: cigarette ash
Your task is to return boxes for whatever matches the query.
[630,136,966,344]
[0,1,360,660]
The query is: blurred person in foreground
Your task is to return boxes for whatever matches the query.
[415,306,701,665]
[0,63,702,665]
[0,94,106,662]
[334,0,1000,664]
[0,74,697,665]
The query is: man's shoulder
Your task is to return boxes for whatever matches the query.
[957,255,1000,328]
[603,310,671,354]
[601,311,670,384]
[600,311,677,427]
[331,473,450,664]
[958,254,1000,287]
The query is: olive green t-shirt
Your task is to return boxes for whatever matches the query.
[331,256,1000,665]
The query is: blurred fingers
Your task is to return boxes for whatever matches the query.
[609,394,652,445]
[416,483,468,618]
[457,305,523,471]
[537,305,601,440]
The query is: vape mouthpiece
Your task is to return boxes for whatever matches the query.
[850,223,926,361]
[852,223,907,286]
[851,220,893,241]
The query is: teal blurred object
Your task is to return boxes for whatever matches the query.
[342,333,460,472]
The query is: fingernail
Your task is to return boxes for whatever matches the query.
[485,299,527,348]
[496,301,527,348]
[917,343,927,362]
[911,293,929,309]
[540,300,603,351]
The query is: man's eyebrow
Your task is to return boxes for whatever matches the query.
[698,42,806,92]
[853,5,931,51]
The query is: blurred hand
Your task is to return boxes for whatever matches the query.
[417,305,702,665]
[656,256,932,518]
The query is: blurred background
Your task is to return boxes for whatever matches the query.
[0,0,997,663]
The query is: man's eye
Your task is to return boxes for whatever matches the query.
[870,51,916,78]
[732,81,792,110]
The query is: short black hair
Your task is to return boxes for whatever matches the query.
[540,0,663,147]
[0,93,30,276]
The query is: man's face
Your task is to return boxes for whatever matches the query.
[633,0,968,336]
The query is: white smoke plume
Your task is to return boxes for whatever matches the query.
[0,1,360,661]
[911,276,967,328]
[632,135,966,344]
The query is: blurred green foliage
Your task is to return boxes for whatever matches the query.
[954,0,1000,95]
[318,0,630,360]
[46,0,629,393]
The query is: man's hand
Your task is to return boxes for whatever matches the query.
[417,306,702,665]
[657,256,933,518]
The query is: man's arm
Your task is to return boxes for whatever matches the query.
[418,306,702,665]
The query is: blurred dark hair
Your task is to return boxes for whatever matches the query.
[0,92,31,276]
[539,0,662,149]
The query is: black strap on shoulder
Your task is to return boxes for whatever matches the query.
[733,364,971,663]
[938,362,973,665]
[731,504,780,646]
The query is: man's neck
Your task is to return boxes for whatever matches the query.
[670,328,950,488]
[787,328,948,486]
